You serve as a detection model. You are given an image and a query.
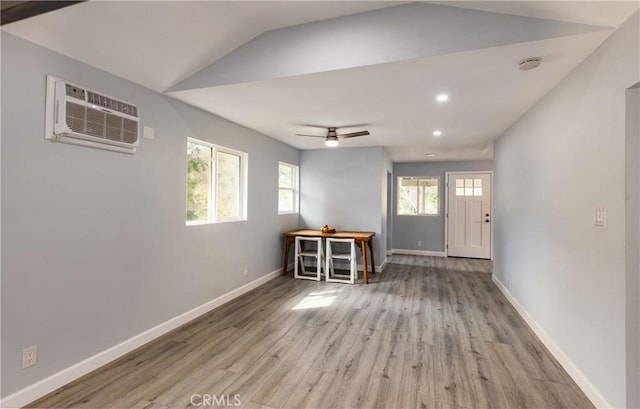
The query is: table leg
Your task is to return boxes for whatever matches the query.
[282,236,293,276]
[360,239,368,284]
[368,239,375,275]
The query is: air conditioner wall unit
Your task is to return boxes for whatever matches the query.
[45,75,140,154]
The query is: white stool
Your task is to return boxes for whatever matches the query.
[294,236,323,281]
[325,238,357,284]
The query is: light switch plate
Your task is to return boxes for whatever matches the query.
[143,125,155,140]
[593,206,605,227]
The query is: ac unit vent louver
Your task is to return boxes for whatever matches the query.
[45,75,140,154]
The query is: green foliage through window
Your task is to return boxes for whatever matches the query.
[397,177,439,215]
[186,139,246,223]
[278,162,298,213]
[187,142,211,222]
[216,151,240,219]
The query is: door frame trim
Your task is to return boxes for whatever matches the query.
[444,171,494,260]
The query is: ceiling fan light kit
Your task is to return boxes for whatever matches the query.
[296,126,370,148]
[325,137,339,147]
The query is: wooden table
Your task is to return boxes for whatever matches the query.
[282,229,376,284]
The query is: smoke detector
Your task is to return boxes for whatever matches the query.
[519,57,541,71]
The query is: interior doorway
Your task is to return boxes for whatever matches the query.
[625,83,639,409]
[386,171,393,254]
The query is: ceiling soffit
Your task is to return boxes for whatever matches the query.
[169,2,610,92]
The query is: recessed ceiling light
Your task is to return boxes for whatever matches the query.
[425,153,437,157]
[436,94,449,102]
[433,130,442,137]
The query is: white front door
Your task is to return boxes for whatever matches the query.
[447,173,492,259]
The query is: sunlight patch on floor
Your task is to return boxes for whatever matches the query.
[292,290,337,310]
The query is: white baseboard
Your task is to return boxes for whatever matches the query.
[379,256,387,272]
[356,262,385,273]
[0,268,284,409]
[491,275,610,409]
[391,248,447,257]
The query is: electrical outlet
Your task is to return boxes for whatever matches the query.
[22,346,37,369]
[243,266,249,276]
[417,241,422,247]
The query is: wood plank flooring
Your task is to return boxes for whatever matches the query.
[28,256,594,409]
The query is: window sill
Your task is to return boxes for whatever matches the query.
[186,218,247,226]
[278,211,299,216]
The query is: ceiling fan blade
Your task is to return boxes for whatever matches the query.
[295,133,326,138]
[338,131,370,138]
[338,123,370,129]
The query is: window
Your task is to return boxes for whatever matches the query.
[186,138,247,224]
[278,162,299,214]
[397,176,439,215]
[455,178,483,196]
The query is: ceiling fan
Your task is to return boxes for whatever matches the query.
[295,126,370,147]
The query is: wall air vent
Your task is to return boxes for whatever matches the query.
[518,57,542,71]
[45,75,140,154]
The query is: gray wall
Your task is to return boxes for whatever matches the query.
[392,160,493,253]
[385,171,393,252]
[299,147,387,267]
[625,85,640,409]
[1,33,300,398]
[493,12,639,409]
[381,151,393,256]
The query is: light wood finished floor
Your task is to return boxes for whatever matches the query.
[28,256,594,409]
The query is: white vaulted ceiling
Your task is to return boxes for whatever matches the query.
[3,1,638,161]
[2,1,401,91]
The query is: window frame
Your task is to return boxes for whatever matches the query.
[278,161,299,215]
[396,176,440,216]
[186,137,248,226]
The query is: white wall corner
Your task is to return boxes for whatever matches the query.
[378,256,387,272]
[491,274,611,409]
[354,263,386,273]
